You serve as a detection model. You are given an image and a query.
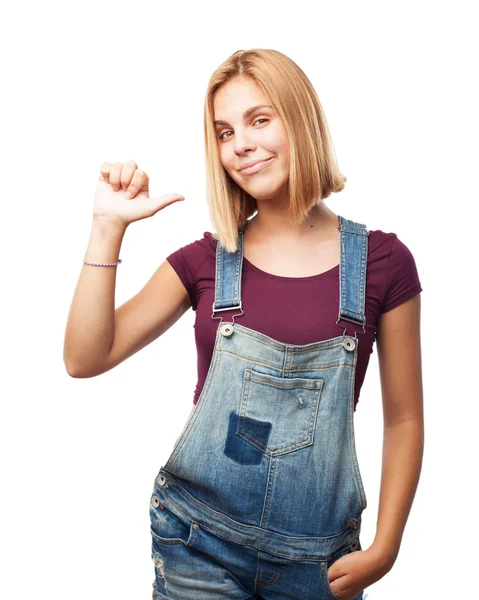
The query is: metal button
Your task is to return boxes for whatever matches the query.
[342,337,356,352]
[193,523,199,530]
[151,494,160,508]
[158,475,166,486]
[348,515,361,529]
[220,323,234,337]
[349,538,360,551]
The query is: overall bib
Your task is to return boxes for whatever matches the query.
[150,215,369,600]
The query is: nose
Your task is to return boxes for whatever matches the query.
[232,129,256,154]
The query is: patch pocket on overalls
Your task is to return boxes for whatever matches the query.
[237,369,323,456]
[149,495,197,547]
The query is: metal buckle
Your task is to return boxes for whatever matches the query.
[211,300,244,326]
[336,316,366,339]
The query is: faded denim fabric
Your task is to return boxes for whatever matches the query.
[149,215,370,599]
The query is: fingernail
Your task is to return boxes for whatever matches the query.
[125,192,131,199]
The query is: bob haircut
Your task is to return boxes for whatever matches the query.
[204,48,347,253]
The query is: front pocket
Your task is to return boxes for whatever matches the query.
[149,497,196,547]
[320,540,363,600]
[321,543,351,600]
[237,369,323,456]
[322,564,342,600]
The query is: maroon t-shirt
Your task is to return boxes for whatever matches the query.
[167,228,422,411]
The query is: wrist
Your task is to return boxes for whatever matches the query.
[367,540,400,572]
[91,216,128,236]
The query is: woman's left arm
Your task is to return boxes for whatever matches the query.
[323,293,424,600]
[370,292,424,570]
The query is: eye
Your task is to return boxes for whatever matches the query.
[218,118,269,141]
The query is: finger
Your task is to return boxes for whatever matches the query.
[99,162,112,184]
[120,159,139,191]
[150,193,185,212]
[125,168,147,199]
[109,162,123,191]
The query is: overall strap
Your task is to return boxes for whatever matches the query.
[211,224,246,318]
[336,215,369,337]
[211,216,369,337]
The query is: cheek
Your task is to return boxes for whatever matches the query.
[270,123,290,157]
[218,152,237,179]
[263,134,289,167]
[274,140,289,169]
[218,145,232,167]
[274,133,290,156]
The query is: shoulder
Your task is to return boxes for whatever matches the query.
[367,228,396,257]
[367,227,422,314]
[165,229,217,282]
[165,231,217,311]
[166,231,216,269]
[167,230,216,255]
[367,227,419,265]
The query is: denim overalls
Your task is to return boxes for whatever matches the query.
[150,215,369,600]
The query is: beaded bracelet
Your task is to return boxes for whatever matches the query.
[83,259,122,267]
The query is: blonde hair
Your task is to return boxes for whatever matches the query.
[204,48,347,253]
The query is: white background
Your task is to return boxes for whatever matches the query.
[1,0,477,598]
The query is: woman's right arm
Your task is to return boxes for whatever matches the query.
[63,160,187,378]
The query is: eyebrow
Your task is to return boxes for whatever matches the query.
[214,104,273,127]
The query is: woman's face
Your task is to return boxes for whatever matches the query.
[213,76,290,202]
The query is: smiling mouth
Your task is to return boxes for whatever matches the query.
[240,157,274,175]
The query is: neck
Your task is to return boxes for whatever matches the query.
[245,201,337,242]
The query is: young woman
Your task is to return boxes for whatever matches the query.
[64,49,424,600]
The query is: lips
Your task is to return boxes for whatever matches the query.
[239,157,274,175]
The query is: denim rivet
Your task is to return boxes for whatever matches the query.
[342,337,356,351]
[151,494,160,508]
[349,538,360,551]
[348,516,361,529]
[158,475,166,486]
[193,523,199,529]
[220,323,234,337]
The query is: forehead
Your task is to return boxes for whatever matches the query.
[213,77,271,122]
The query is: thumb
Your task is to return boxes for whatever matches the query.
[148,193,185,213]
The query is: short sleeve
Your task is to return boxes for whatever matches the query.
[165,232,214,311]
[381,234,423,314]
[167,247,197,310]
